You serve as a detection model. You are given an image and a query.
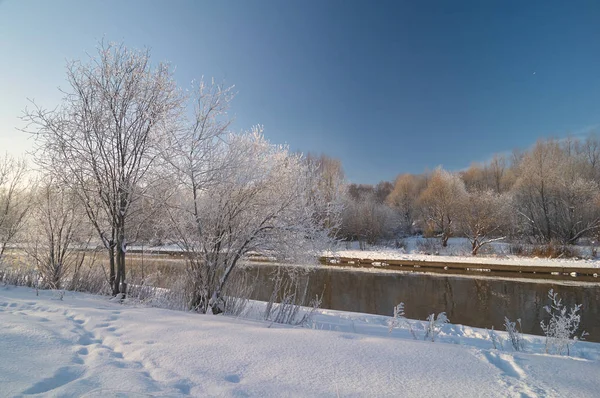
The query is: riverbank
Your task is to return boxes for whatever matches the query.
[329,237,600,269]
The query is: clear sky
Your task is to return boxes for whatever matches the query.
[1,0,599,183]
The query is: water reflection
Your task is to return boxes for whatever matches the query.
[248,264,600,342]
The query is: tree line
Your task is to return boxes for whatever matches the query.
[339,136,600,255]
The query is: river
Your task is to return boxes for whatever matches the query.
[247,263,600,342]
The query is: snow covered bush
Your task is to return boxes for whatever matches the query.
[424,312,449,342]
[540,289,587,356]
[487,326,503,350]
[415,238,441,255]
[263,267,323,326]
[503,317,525,352]
[387,302,405,334]
[0,263,37,288]
[387,302,418,339]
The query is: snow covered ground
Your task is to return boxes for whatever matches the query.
[1,286,599,397]
[330,238,600,269]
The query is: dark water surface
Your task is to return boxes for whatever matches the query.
[248,264,600,342]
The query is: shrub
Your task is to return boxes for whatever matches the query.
[508,243,527,256]
[424,312,449,342]
[416,238,441,255]
[531,243,577,259]
[387,302,419,339]
[388,302,406,333]
[504,317,525,351]
[540,289,587,356]
[487,326,504,350]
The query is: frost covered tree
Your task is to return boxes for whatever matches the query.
[461,156,512,194]
[461,163,488,192]
[168,129,339,313]
[513,139,600,244]
[578,133,600,183]
[458,190,510,255]
[0,155,30,262]
[304,153,346,232]
[340,191,398,245]
[418,168,467,247]
[23,42,181,296]
[24,179,91,289]
[386,173,425,236]
[488,154,511,193]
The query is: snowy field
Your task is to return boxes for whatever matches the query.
[330,238,600,269]
[1,286,599,397]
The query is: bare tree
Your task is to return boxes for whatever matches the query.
[23,42,181,296]
[24,179,91,289]
[386,173,425,235]
[513,139,600,244]
[458,190,509,255]
[488,154,509,193]
[340,191,398,246]
[418,168,467,247]
[304,153,346,231]
[577,133,600,183]
[168,129,339,313]
[0,155,30,261]
[461,163,488,192]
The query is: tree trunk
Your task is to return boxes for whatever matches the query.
[116,243,126,296]
[116,224,127,297]
[108,245,117,295]
[442,233,449,247]
[472,239,480,256]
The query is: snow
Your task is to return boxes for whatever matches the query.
[330,238,600,269]
[2,286,599,397]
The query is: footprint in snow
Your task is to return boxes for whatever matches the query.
[173,379,193,395]
[21,366,83,395]
[224,374,241,384]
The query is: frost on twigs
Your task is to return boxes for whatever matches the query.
[23,41,182,298]
[540,289,587,356]
[386,304,448,342]
[504,317,525,352]
[263,267,323,326]
[168,120,342,314]
[424,312,449,342]
[487,326,504,350]
[386,302,418,340]
[51,289,66,301]
[387,302,405,334]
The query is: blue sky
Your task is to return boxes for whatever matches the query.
[1,0,599,183]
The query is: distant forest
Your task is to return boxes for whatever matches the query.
[329,134,600,255]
